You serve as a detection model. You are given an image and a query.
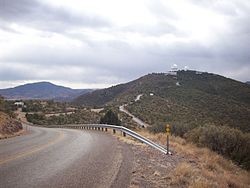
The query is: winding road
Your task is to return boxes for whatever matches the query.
[119,94,150,128]
[0,125,133,188]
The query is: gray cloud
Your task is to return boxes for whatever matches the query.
[0,0,110,33]
[0,0,249,88]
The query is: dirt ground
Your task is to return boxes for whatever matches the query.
[116,135,184,188]
[116,132,250,188]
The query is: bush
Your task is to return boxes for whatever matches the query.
[185,125,250,170]
[26,113,47,125]
[148,122,195,137]
[25,110,100,125]
[148,123,166,133]
[100,109,121,125]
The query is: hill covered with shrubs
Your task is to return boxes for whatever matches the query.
[74,70,250,169]
[75,70,250,133]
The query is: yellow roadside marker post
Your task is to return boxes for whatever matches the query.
[166,124,170,154]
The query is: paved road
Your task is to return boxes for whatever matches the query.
[0,126,133,188]
[119,105,149,128]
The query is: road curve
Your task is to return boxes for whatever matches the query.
[0,125,133,188]
[119,105,149,128]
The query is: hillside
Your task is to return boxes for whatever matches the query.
[0,82,92,101]
[74,71,250,132]
[74,73,178,106]
[0,97,22,139]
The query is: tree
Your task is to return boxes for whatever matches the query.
[100,109,121,126]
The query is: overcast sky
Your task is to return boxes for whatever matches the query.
[0,0,249,89]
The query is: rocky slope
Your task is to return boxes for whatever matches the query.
[0,112,23,139]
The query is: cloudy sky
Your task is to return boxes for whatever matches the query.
[0,0,249,89]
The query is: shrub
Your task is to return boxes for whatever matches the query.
[148,122,195,137]
[185,125,250,170]
[100,109,121,125]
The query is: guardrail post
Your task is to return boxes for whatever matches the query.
[166,124,170,154]
[123,132,126,137]
[113,129,116,134]
[98,127,100,131]
[101,127,103,131]
[105,128,107,131]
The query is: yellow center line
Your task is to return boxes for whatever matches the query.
[0,131,65,165]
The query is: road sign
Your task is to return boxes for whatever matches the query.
[166,124,170,135]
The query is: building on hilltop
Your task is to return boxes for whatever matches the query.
[166,64,178,76]
[195,71,203,75]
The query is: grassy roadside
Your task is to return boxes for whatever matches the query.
[115,130,250,188]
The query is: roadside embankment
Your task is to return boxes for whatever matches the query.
[115,130,250,188]
[0,112,23,139]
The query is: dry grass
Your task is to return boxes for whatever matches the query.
[0,111,8,124]
[134,130,250,188]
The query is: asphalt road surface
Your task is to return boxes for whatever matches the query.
[0,126,133,188]
[119,105,149,128]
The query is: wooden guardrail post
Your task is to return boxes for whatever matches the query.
[113,129,116,134]
[122,132,126,137]
[105,128,107,131]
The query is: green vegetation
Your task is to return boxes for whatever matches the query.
[185,125,250,170]
[26,109,100,125]
[75,71,250,133]
[0,96,17,117]
[23,100,101,126]
[22,100,70,113]
[124,71,250,133]
[74,71,250,170]
[100,109,121,125]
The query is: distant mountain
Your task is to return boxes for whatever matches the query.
[74,70,250,132]
[0,82,92,101]
[246,81,250,85]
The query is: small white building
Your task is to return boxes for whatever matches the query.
[166,64,178,76]
[14,101,24,106]
[196,71,203,75]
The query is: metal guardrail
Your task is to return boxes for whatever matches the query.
[52,124,171,155]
